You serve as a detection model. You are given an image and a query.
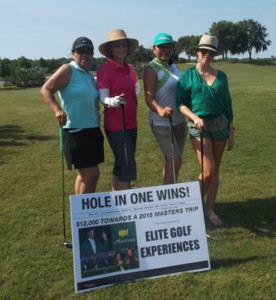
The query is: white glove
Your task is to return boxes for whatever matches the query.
[104,94,125,107]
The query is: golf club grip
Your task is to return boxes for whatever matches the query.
[169,117,176,183]
[120,104,126,131]
[59,127,64,151]
[188,121,207,132]
[188,122,206,136]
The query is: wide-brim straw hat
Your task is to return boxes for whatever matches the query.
[197,34,219,54]
[99,29,139,57]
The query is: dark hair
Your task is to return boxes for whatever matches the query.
[104,43,113,58]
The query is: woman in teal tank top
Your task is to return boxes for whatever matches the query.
[41,37,104,194]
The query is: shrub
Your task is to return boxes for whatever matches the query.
[4,67,48,88]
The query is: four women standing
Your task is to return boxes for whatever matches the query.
[42,32,234,226]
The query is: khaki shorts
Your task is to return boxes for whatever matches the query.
[150,121,187,159]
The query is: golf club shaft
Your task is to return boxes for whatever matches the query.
[60,127,72,249]
[200,131,204,203]
[120,104,128,167]
[60,127,66,241]
[169,117,176,184]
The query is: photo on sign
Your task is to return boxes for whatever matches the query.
[79,222,139,278]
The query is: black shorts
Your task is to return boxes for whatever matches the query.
[63,128,104,170]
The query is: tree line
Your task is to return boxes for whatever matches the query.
[0,19,272,88]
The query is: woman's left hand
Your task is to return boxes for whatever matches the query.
[227,129,235,150]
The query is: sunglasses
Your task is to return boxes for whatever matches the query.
[112,41,128,48]
[200,49,216,56]
[74,47,94,55]
[156,44,174,50]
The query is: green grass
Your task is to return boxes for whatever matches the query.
[0,63,275,299]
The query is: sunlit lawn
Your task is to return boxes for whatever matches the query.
[0,63,275,299]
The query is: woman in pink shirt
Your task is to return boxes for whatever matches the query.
[97,29,139,191]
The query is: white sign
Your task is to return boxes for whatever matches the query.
[70,181,210,294]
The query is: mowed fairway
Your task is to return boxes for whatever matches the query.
[0,62,275,299]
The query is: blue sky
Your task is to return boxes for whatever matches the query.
[1,0,275,60]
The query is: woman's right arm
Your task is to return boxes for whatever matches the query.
[40,64,71,126]
[177,71,204,129]
[143,66,173,118]
[179,104,204,129]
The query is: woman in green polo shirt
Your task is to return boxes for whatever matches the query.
[177,34,235,226]
[143,33,187,185]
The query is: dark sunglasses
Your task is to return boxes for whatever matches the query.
[74,47,94,55]
[156,44,174,50]
[200,49,216,56]
[112,41,128,48]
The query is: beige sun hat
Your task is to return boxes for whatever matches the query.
[197,34,219,54]
[98,29,139,57]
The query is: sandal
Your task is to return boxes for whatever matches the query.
[206,211,222,226]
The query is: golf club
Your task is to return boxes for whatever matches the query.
[59,127,72,249]
[120,94,128,170]
[169,117,176,184]
[199,130,204,203]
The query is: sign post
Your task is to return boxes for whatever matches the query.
[70,181,210,294]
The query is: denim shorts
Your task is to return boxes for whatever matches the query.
[188,116,229,140]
